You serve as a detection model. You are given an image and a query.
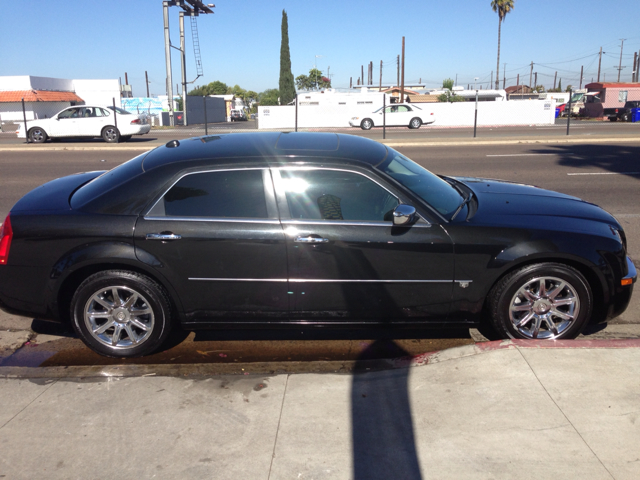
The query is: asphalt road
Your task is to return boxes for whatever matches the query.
[2,117,640,144]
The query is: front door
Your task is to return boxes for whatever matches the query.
[51,107,81,137]
[134,168,289,324]
[274,167,455,322]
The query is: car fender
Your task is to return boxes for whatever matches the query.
[46,241,184,321]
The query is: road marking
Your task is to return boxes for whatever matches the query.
[486,153,572,157]
[613,214,640,218]
[568,171,640,176]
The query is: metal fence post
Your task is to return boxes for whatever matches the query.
[473,90,479,138]
[295,93,298,132]
[203,96,208,136]
[566,88,572,136]
[112,98,118,135]
[21,98,29,143]
[383,94,386,140]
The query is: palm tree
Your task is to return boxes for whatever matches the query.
[491,0,515,89]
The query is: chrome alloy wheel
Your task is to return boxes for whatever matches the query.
[508,276,580,339]
[84,286,155,349]
[30,129,46,143]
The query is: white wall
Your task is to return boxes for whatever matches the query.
[258,100,557,129]
[73,79,121,107]
[0,75,74,92]
[0,102,71,122]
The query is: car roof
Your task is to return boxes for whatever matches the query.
[142,132,390,171]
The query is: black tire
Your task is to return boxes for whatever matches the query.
[621,113,630,122]
[360,118,373,130]
[409,117,422,129]
[28,127,48,143]
[70,270,173,357]
[488,263,592,340]
[120,135,132,142]
[102,126,120,143]
[609,117,618,122]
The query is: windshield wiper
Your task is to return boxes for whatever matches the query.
[451,191,474,220]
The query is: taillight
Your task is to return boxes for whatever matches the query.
[130,118,141,124]
[0,215,13,265]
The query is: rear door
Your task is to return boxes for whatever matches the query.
[134,168,289,324]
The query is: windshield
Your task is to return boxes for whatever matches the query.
[377,149,463,219]
[570,94,583,103]
[107,106,132,115]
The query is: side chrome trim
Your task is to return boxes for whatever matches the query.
[188,277,459,283]
[145,217,280,224]
[281,219,432,228]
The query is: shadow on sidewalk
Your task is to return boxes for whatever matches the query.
[351,340,422,480]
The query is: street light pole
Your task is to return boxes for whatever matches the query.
[315,55,323,90]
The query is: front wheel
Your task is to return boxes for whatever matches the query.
[409,117,422,129]
[102,126,120,143]
[488,263,592,340]
[28,127,48,143]
[360,118,373,130]
[70,270,173,357]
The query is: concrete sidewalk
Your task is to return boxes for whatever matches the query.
[1,339,639,479]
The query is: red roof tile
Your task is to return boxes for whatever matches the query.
[0,90,84,103]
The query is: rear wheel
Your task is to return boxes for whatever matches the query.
[28,127,48,143]
[102,126,120,143]
[621,113,630,122]
[409,117,422,129]
[488,263,592,340]
[360,118,373,130]
[70,270,173,357]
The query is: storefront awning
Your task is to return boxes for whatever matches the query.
[585,91,600,96]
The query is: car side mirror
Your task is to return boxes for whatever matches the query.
[392,204,417,226]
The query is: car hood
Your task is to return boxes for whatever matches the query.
[451,176,620,228]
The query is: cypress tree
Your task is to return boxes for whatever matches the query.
[279,10,296,104]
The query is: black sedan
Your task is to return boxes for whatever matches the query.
[0,133,635,357]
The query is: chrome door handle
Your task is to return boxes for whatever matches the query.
[295,235,328,243]
[146,233,182,241]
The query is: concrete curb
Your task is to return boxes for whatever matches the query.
[390,337,640,369]
[3,338,640,380]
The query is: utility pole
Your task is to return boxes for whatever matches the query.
[397,55,400,87]
[597,47,602,82]
[534,72,537,88]
[633,53,638,82]
[516,74,519,86]
[145,71,150,97]
[579,65,583,89]
[163,1,174,126]
[400,36,405,103]
[618,39,626,82]
[350,77,352,88]
[455,73,458,86]
[361,65,364,87]
[379,60,383,90]
[553,71,557,90]
[490,71,493,89]
[179,11,187,125]
[529,61,533,88]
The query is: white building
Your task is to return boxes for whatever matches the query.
[0,76,121,125]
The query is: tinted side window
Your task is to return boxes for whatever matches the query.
[281,169,398,221]
[154,170,267,218]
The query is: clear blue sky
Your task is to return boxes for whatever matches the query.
[2,0,640,96]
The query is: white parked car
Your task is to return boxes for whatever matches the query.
[17,105,151,143]
[349,104,436,130]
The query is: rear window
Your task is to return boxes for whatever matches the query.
[70,153,146,208]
